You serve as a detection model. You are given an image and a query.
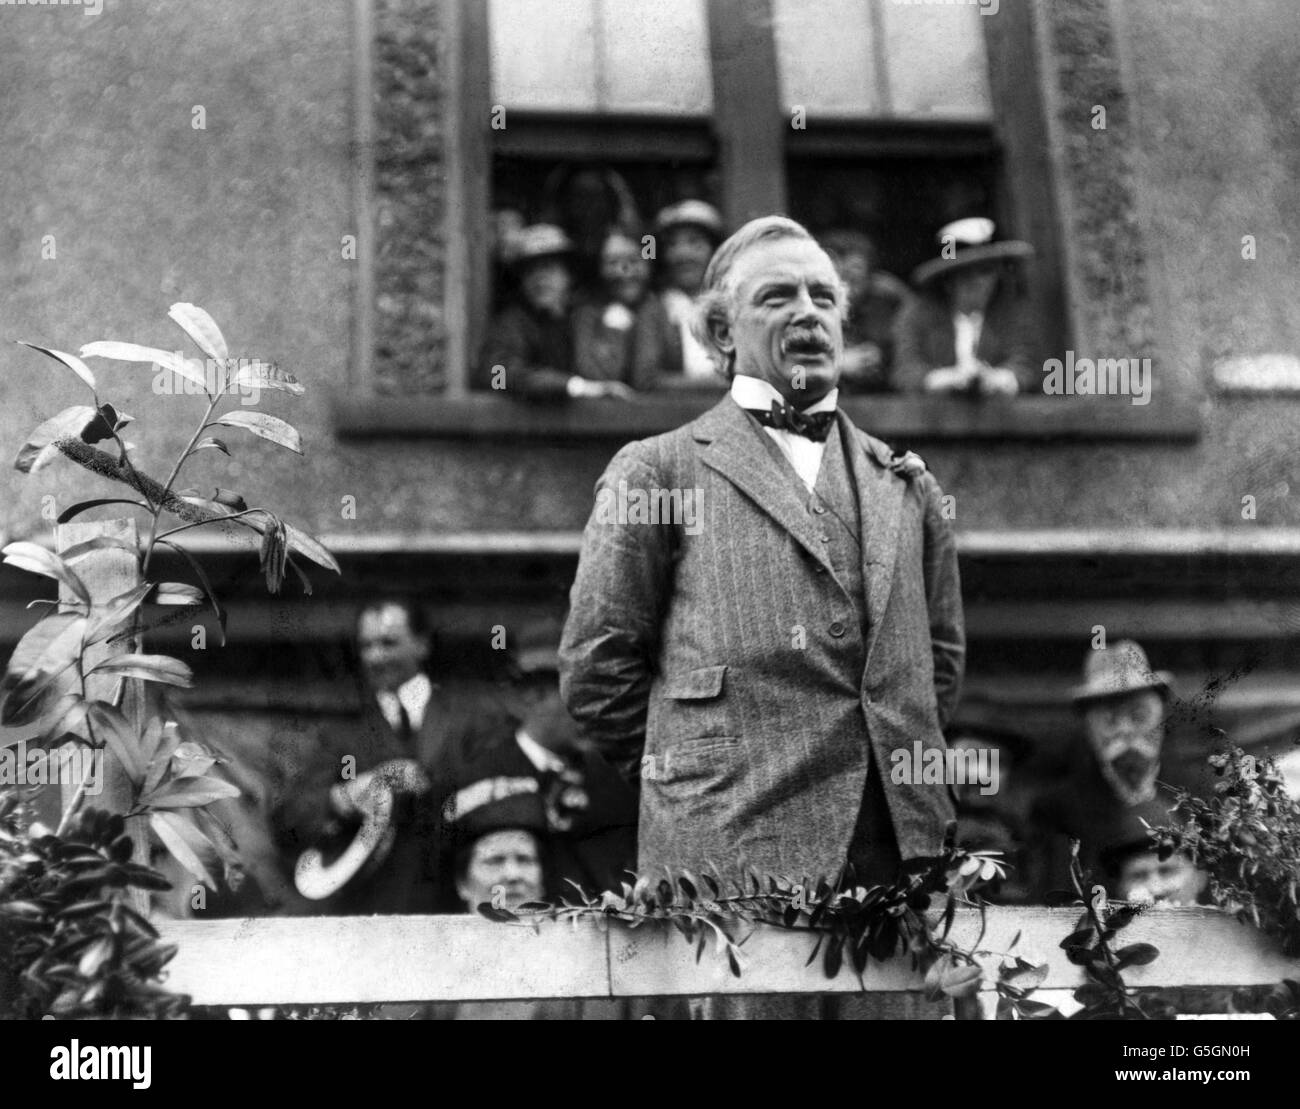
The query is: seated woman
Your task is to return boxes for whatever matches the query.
[570,227,680,392]
[893,217,1036,396]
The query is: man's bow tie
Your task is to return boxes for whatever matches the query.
[746,400,836,442]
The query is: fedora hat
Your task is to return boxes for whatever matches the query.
[911,217,1033,288]
[653,199,724,243]
[1071,639,1173,705]
[505,223,574,269]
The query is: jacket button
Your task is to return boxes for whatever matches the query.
[829,621,846,638]
[820,534,831,543]
[812,503,827,515]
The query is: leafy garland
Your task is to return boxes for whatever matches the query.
[482,825,1191,1020]
[483,747,1300,1019]
[1153,745,1300,1019]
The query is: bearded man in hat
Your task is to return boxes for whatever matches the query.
[1029,639,1202,897]
[894,217,1035,396]
[560,215,965,893]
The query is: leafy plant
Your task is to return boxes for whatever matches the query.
[1,304,338,1017]
[1154,745,1300,955]
[1055,839,1171,1020]
[0,793,186,1018]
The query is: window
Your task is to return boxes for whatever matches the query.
[339,0,1192,441]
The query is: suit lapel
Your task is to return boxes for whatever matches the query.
[837,411,902,655]
[696,398,836,574]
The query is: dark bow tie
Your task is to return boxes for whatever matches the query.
[746,400,836,442]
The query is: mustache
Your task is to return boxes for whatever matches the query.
[1109,749,1155,785]
[780,326,833,354]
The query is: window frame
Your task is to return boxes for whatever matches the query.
[340,0,1200,442]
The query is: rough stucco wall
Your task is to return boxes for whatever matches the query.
[1,0,1299,547]
[0,0,356,546]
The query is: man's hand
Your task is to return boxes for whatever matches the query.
[330,758,429,817]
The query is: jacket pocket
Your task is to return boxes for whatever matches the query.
[662,664,727,700]
[654,736,740,792]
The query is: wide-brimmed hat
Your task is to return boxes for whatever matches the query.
[911,217,1033,288]
[1071,640,1173,706]
[653,199,724,243]
[504,223,574,269]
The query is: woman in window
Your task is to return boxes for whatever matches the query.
[893,217,1036,396]
[570,227,679,392]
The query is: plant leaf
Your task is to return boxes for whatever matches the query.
[284,555,314,596]
[168,741,217,780]
[87,653,193,688]
[939,963,984,999]
[2,541,92,607]
[80,340,177,364]
[142,774,239,810]
[16,342,96,391]
[213,411,302,454]
[1003,959,1050,991]
[155,540,226,646]
[84,582,152,645]
[168,302,228,362]
[149,811,218,890]
[229,359,305,396]
[56,499,151,524]
[81,341,210,393]
[58,534,140,563]
[141,721,182,796]
[190,437,230,457]
[0,614,86,726]
[81,403,130,445]
[14,406,98,473]
[150,582,205,606]
[1114,942,1160,969]
[284,523,339,574]
[84,702,143,784]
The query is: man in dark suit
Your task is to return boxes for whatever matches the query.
[559,215,965,891]
[274,598,512,914]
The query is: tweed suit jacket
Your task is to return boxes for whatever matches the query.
[558,396,964,881]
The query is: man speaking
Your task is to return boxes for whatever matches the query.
[559,216,964,889]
